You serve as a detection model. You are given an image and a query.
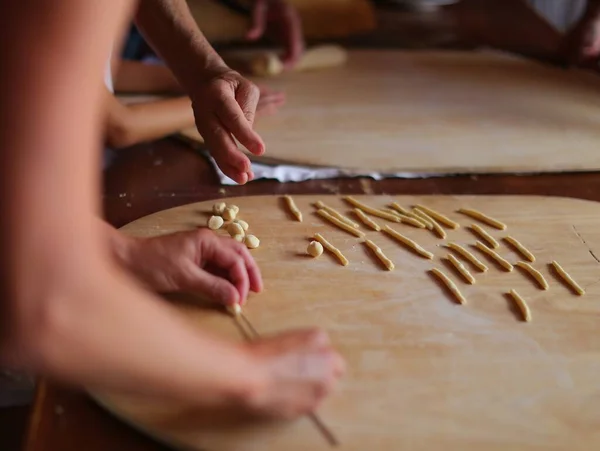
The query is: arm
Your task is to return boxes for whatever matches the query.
[103,89,195,148]
[113,59,182,94]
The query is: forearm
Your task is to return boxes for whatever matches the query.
[114,60,182,94]
[104,91,195,148]
[134,0,229,94]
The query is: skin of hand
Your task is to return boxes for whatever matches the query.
[115,228,263,306]
[564,3,600,67]
[246,0,305,69]
[246,329,346,418]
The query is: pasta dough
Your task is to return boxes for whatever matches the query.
[283,195,303,222]
[503,236,535,262]
[307,241,324,257]
[475,241,513,271]
[457,208,507,230]
[315,200,359,228]
[382,225,434,259]
[343,196,401,223]
[551,260,585,295]
[228,222,245,237]
[447,254,476,284]
[515,261,549,290]
[223,207,237,221]
[208,215,224,230]
[470,224,499,249]
[446,242,488,272]
[430,268,467,305]
[414,205,460,229]
[509,289,532,322]
[317,209,366,238]
[244,235,260,249]
[414,208,446,239]
[314,233,349,266]
[353,208,381,231]
[212,202,226,215]
[364,239,395,271]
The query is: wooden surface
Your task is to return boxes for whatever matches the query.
[182,50,600,174]
[92,194,600,451]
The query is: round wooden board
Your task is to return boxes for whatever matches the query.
[93,195,600,450]
[179,50,600,174]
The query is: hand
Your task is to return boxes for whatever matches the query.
[190,69,265,184]
[247,0,305,69]
[122,229,262,306]
[564,7,600,67]
[257,85,286,116]
[245,329,345,419]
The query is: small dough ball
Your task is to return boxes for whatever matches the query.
[233,234,244,243]
[235,219,249,231]
[226,304,242,316]
[208,215,224,230]
[229,205,240,215]
[223,207,237,221]
[213,202,227,215]
[228,222,245,237]
[307,241,323,258]
[244,234,260,249]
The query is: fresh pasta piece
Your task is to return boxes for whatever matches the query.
[470,224,499,249]
[283,195,302,222]
[342,196,401,223]
[504,236,535,262]
[446,242,488,272]
[307,241,324,257]
[208,215,224,230]
[227,222,245,237]
[314,233,349,266]
[411,209,433,230]
[399,215,427,229]
[515,261,549,290]
[509,289,531,322]
[364,239,395,271]
[234,219,249,231]
[474,241,513,271]
[446,254,476,284]
[353,208,381,231]
[213,202,227,215]
[414,205,460,229]
[383,225,434,259]
[315,200,360,229]
[226,303,242,317]
[389,202,412,216]
[229,205,240,216]
[244,235,260,249]
[551,261,585,295]
[457,208,507,230]
[223,207,237,221]
[317,209,366,238]
[414,208,447,239]
[430,268,467,305]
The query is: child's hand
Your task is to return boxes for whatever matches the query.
[190,69,265,185]
[121,229,262,306]
[244,329,345,418]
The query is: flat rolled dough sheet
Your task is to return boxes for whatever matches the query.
[93,195,600,451]
[244,50,600,174]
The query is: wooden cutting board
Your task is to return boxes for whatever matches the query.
[182,50,600,174]
[93,195,600,450]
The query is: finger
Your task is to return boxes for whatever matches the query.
[281,9,305,68]
[231,242,263,294]
[191,268,241,306]
[247,0,267,41]
[216,92,265,157]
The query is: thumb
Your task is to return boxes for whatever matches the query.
[247,0,268,41]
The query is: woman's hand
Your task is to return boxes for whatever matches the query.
[120,228,262,306]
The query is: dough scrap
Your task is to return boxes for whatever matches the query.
[382,225,433,259]
[414,205,460,229]
[457,208,507,230]
[208,215,224,230]
[430,268,467,305]
[474,241,513,271]
[353,208,381,231]
[446,242,488,272]
[515,261,549,290]
[503,236,535,262]
[364,239,395,271]
[446,254,476,284]
[470,224,499,249]
[307,241,324,258]
[509,289,531,322]
[551,260,585,295]
[283,195,303,222]
[317,209,366,238]
[314,233,349,266]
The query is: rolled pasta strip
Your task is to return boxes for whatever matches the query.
[315,200,360,228]
[515,261,549,290]
[383,225,434,259]
[457,208,507,230]
[364,239,395,271]
[411,209,434,230]
[283,195,302,222]
[447,254,476,284]
[430,268,467,305]
[399,215,427,229]
[509,289,532,322]
[389,202,412,216]
[314,233,349,266]
[317,209,365,238]
[446,242,488,272]
[342,196,401,223]
[470,224,499,249]
[414,208,447,239]
[503,236,535,262]
[551,260,585,295]
[353,208,381,231]
[474,241,513,272]
[414,205,460,229]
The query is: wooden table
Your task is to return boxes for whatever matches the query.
[3,138,597,451]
